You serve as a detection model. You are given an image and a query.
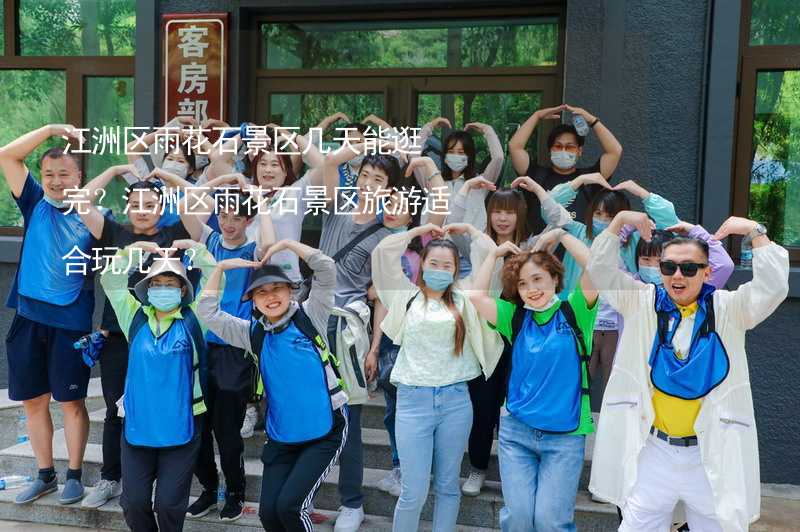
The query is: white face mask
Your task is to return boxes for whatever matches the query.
[445,153,468,173]
[162,160,188,179]
[525,294,560,312]
[550,150,577,170]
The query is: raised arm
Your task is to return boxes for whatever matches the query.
[712,217,789,330]
[511,175,574,230]
[0,124,80,197]
[613,179,679,229]
[404,156,450,226]
[666,221,735,288]
[508,105,566,176]
[565,105,623,179]
[465,122,504,183]
[534,228,597,306]
[372,223,442,307]
[469,241,521,325]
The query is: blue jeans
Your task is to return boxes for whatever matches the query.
[393,382,473,532]
[498,413,585,532]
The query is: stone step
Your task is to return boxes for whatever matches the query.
[0,485,499,532]
[86,408,595,488]
[0,379,105,451]
[0,435,619,530]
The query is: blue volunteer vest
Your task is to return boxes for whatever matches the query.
[649,285,730,400]
[256,320,335,444]
[204,233,256,345]
[124,318,195,447]
[17,200,93,305]
[507,307,585,433]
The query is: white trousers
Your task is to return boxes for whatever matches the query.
[619,435,723,532]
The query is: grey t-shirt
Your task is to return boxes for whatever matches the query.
[318,193,390,307]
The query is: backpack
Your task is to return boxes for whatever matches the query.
[128,306,209,403]
[509,301,591,398]
[249,307,345,397]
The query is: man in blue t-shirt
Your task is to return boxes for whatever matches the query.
[0,124,98,505]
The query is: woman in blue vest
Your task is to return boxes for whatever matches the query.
[469,228,598,532]
[100,239,218,532]
[197,238,346,532]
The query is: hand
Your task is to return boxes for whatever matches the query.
[365,349,378,382]
[171,239,199,251]
[209,172,249,189]
[128,241,165,256]
[613,179,650,199]
[494,240,523,258]
[464,122,490,134]
[616,211,655,242]
[444,222,475,237]
[217,257,263,271]
[362,114,391,130]
[321,112,350,128]
[404,156,437,177]
[510,176,542,193]
[564,104,596,124]
[425,116,452,130]
[532,228,566,253]
[261,239,295,264]
[410,223,445,240]
[574,172,612,190]
[146,167,179,185]
[533,104,567,121]
[110,164,140,178]
[49,124,83,142]
[665,221,696,235]
[712,216,760,240]
[200,118,229,130]
[464,176,497,192]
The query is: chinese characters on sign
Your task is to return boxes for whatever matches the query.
[163,13,229,124]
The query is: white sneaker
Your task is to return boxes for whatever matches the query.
[240,405,257,438]
[81,479,122,508]
[377,467,401,497]
[334,505,364,532]
[461,470,485,496]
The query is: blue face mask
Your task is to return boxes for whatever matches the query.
[638,265,663,285]
[147,286,182,311]
[387,225,408,234]
[592,217,610,235]
[422,269,454,292]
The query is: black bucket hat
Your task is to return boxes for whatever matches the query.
[242,264,299,301]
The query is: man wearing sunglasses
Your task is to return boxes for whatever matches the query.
[585,211,789,532]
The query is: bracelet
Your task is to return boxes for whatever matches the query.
[590,117,600,128]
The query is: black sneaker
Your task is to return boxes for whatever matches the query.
[220,493,245,522]
[186,490,217,518]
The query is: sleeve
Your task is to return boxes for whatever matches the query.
[689,225,734,289]
[586,230,653,316]
[550,182,577,207]
[643,193,680,229]
[99,247,142,338]
[371,231,416,308]
[448,190,469,224]
[98,217,121,252]
[480,125,505,184]
[301,251,337,336]
[721,242,789,330]
[540,193,574,229]
[492,298,517,343]
[198,224,215,247]
[567,282,599,340]
[196,292,253,352]
[187,244,221,322]
[13,173,44,219]
[463,232,497,288]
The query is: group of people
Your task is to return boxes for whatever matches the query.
[0,105,789,532]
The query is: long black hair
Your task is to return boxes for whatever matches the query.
[442,131,477,180]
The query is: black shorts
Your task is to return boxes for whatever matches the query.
[5,314,90,402]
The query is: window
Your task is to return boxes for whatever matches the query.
[734,1,800,258]
[0,1,135,232]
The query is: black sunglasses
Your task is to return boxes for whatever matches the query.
[659,260,708,277]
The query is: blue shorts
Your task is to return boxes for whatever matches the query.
[5,314,91,402]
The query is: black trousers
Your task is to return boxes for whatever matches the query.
[193,344,254,495]
[120,418,202,532]
[466,340,511,471]
[100,332,129,482]
[259,409,348,532]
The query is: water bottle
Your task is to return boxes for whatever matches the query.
[16,415,28,444]
[740,235,753,268]
[217,482,225,510]
[573,114,590,137]
[0,475,32,490]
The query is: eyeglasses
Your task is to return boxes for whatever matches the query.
[659,261,708,277]
[551,142,580,154]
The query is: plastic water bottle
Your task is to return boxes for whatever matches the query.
[573,114,590,136]
[0,475,32,490]
[16,415,28,444]
[740,235,753,268]
[217,482,225,511]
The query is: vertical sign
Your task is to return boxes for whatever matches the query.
[163,13,229,124]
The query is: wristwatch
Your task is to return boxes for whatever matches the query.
[747,223,767,240]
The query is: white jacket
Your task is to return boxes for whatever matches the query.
[586,231,789,532]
